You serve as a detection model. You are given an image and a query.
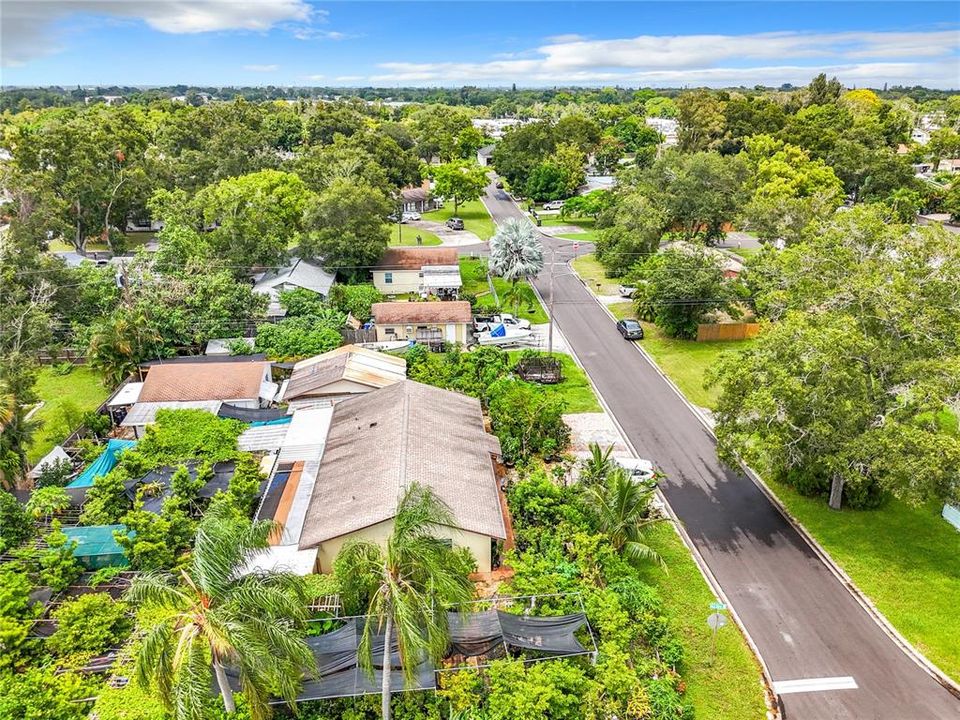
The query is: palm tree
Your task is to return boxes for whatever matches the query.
[501,282,537,317]
[126,504,315,720]
[579,442,616,487]
[337,484,474,720]
[583,467,665,568]
[489,218,544,287]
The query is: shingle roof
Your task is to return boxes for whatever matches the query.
[139,362,268,402]
[283,345,407,401]
[299,380,506,548]
[401,187,430,202]
[376,248,459,270]
[372,301,472,325]
[253,257,336,296]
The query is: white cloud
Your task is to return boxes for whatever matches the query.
[369,28,960,88]
[2,0,314,66]
[243,64,279,72]
[304,74,326,81]
[334,75,364,83]
[293,28,358,41]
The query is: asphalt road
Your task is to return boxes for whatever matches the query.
[478,182,960,719]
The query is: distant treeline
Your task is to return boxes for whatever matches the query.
[2,84,957,112]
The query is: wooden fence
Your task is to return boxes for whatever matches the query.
[696,322,761,342]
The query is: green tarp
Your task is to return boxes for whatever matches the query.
[62,524,132,570]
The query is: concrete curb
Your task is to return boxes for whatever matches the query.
[528,276,780,720]
[565,259,960,704]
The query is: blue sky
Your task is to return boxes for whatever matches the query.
[3,2,959,88]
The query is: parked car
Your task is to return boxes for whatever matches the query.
[495,180,504,188]
[543,200,565,211]
[473,313,532,332]
[616,319,644,340]
[616,457,657,483]
[401,211,421,222]
[446,217,465,230]
[618,284,637,298]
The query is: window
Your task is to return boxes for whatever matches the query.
[384,272,393,284]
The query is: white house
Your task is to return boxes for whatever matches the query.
[253,257,336,319]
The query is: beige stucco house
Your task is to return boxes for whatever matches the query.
[297,380,507,573]
[370,301,472,347]
[372,247,461,296]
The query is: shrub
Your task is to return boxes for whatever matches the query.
[88,565,126,587]
[0,667,94,720]
[79,467,131,525]
[38,521,83,592]
[26,486,71,520]
[486,658,589,720]
[328,283,383,321]
[47,593,131,657]
[253,316,343,361]
[34,458,74,488]
[120,409,244,477]
[0,490,33,553]
[488,378,570,462]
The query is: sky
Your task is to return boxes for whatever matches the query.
[2,1,959,89]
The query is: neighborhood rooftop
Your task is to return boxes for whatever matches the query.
[371,300,472,325]
[281,345,407,402]
[299,380,506,548]
[138,361,270,403]
[375,247,459,270]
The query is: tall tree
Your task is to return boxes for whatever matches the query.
[711,209,960,509]
[301,178,393,281]
[336,484,473,720]
[193,169,311,272]
[127,504,315,720]
[431,162,488,216]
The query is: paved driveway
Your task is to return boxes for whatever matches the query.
[476,178,960,720]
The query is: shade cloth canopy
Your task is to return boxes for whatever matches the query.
[68,439,136,488]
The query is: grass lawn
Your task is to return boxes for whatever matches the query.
[28,366,109,463]
[570,253,623,296]
[538,216,599,242]
[387,224,442,246]
[636,322,753,410]
[425,199,496,240]
[459,258,549,324]
[506,351,601,414]
[732,246,762,260]
[48,234,156,254]
[764,483,960,683]
[640,524,769,719]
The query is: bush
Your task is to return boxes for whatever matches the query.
[0,490,33,553]
[47,592,131,657]
[0,563,40,671]
[38,521,83,592]
[488,378,570,462]
[34,458,74,488]
[0,667,94,720]
[120,409,244,477]
[79,467,131,525]
[328,284,383,321]
[253,316,343,361]
[26,486,71,520]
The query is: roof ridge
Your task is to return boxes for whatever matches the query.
[396,381,410,501]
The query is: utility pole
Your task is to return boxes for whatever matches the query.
[547,245,555,356]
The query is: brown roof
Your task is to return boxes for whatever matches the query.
[298,380,506,547]
[372,301,472,325]
[401,187,430,202]
[139,362,267,403]
[376,247,459,270]
[283,345,406,400]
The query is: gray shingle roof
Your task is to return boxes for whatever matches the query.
[253,257,336,296]
[299,380,506,548]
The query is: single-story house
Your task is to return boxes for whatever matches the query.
[370,301,472,346]
[373,247,461,296]
[253,257,336,319]
[278,345,407,410]
[298,380,507,573]
[911,128,931,145]
[122,361,276,437]
[937,159,960,174]
[477,144,496,167]
[400,182,441,213]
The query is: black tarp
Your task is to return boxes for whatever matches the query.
[253,609,590,703]
[217,404,288,423]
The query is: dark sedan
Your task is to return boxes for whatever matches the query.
[616,319,644,340]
